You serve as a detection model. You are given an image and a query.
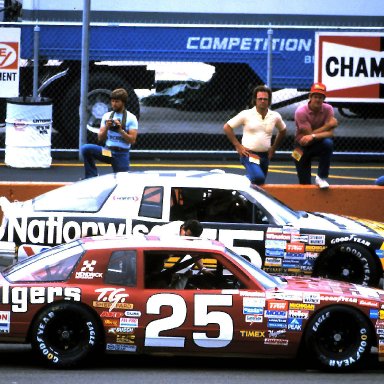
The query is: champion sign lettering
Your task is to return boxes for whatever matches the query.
[315,32,384,102]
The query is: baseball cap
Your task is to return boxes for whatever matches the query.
[310,82,327,97]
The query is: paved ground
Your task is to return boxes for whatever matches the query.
[0,157,382,185]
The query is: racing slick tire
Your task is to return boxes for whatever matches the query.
[303,305,373,371]
[312,243,380,287]
[31,302,103,368]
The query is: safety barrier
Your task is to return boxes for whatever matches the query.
[0,182,382,222]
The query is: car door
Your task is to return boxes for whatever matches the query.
[139,250,267,356]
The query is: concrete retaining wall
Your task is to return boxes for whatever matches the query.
[0,182,382,222]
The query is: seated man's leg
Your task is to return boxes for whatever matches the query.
[316,138,334,179]
[294,150,312,184]
[81,144,111,178]
[111,151,130,173]
[240,156,266,185]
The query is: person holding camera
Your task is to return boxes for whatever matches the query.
[81,88,138,179]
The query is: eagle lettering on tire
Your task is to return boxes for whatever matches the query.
[31,302,102,368]
[304,305,373,371]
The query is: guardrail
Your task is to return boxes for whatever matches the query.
[0,182,382,222]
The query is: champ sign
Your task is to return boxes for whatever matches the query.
[0,28,20,98]
[315,32,384,103]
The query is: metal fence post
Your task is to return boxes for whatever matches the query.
[78,0,91,161]
[267,25,273,88]
[33,24,40,99]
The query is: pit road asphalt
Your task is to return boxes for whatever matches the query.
[0,158,382,185]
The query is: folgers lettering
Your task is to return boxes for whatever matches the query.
[0,286,81,312]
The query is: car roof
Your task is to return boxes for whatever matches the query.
[112,169,252,189]
[80,234,227,253]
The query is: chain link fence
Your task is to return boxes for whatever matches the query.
[0,22,383,158]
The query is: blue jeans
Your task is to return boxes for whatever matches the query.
[240,151,269,185]
[293,138,333,184]
[81,144,130,179]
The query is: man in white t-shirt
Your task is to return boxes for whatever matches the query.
[223,85,286,185]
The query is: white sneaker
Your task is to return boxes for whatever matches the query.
[315,175,329,189]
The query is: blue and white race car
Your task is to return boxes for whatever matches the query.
[0,170,383,286]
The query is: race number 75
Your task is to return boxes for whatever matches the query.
[203,228,263,268]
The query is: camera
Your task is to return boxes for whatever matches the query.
[108,119,119,131]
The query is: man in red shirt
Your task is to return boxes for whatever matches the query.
[293,82,338,188]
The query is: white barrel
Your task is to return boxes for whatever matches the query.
[5,97,52,168]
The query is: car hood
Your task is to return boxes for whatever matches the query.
[276,275,384,301]
[298,211,384,238]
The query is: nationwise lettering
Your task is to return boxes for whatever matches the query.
[1,217,132,245]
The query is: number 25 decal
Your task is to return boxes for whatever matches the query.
[145,293,233,348]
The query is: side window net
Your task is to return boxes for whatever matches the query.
[105,250,137,286]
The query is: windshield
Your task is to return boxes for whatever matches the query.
[247,185,301,225]
[224,246,282,290]
[3,241,84,282]
[33,174,117,212]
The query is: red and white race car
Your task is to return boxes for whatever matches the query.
[0,234,383,370]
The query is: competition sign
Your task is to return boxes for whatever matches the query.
[0,28,20,98]
[315,32,384,103]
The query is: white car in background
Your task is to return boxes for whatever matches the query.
[0,170,383,286]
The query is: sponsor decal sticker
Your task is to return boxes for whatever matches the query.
[108,327,134,334]
[359,299,379,308]
[286,243,305,253]
[103,318,119,327]
[265,249,285,257]
[243,306,264,315]
[264,338,289,346]
[266,233,291,241]
[264,257,282,266]
[120,317,139,328]
[268,329,286,338]
[267,300,288,311]
[101,311,124,318]
[243,297,265,307]
[268,320,287,329]
[288,309,309,319]
[0,311,10,333]
[305,245,327,252]
[264,310,287,319]
[265,240,286,249]
[94,287,129,311]
[303,293,320,304]
[239,330,265,338]
[289,303,315,310]
[308,235,325,245]
[125,310,142,317]
[106,343,137,352]
[116,334,135,344]
[288,318,303,331]
[245,314,263,323]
